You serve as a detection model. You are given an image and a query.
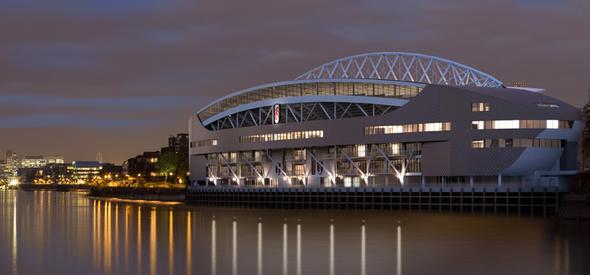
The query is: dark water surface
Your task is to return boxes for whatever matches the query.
[1,190,589,275]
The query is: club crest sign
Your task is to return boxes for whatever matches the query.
[273,104,280,124]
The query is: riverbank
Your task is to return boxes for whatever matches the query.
[18,183,91,191]
[89,186,185,202]
[560,173,590,220]
[559,193,590,220]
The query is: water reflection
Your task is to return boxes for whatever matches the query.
[211,216,216,275]
[330,222,334,275]
[297,221,302,275]
[257,219,263,275]
[136,205,141,275]
[186,211,192,275]
[232,218,237,275]
[125,205,129,274]
[168,209,174,275]
[397,223,402,275]
[150,207,156,275]
[0,190,589,275]
[361,222,366,275]
[283,220,288,275]
[12,195,17,275]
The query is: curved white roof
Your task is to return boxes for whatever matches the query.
[296,52,503,88]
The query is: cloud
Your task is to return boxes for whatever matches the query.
[0,94,198,109]
[0,114,152,128]
[0,0,588,162]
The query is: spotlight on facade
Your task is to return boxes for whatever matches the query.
[8,178,20,186]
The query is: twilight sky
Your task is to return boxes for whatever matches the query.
[1,0,589,164]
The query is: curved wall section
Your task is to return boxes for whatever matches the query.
[197,79,424,122]
[202,96,408,130]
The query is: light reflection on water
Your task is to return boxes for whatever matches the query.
[0,190,589,275]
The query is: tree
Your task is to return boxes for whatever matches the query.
[156,152,179,183]
[582,90,590,172]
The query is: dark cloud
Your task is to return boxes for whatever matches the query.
[0,0,588,163]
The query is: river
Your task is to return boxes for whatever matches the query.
[1,190,589,275]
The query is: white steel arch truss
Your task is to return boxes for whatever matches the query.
[296,52,503,88]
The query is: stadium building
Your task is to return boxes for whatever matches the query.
[187,52,582,210]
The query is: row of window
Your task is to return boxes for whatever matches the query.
[199,118,572,146]
[471,138,561,149]
[471,120,571,130]
[365,122,452,135]
[190,139,219,148]
[471,102,490,112]
[240,130,324,143]
[199,81,422,121]
[334,143,422,158]
[207,151,265,163]
[536,102,560,108]
[472,101,562,112]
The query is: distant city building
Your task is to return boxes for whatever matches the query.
[101,163,123,179]
[46,155,65,164]
[123,151,160,178]
[21,155,64,168]
[162,133,189,155]
[122,133,189,181]
[21,156,45,168]
[3,151,20,179]
[68,161,102,181]
[17,167,43,183]
[42,163,69,184]
[0,159,7,182]
[161,133,189,177]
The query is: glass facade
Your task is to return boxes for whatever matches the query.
[240,130,324,143]
[471,138,561,149]
[365,122,452,135]
[199,81,422,121]
[471,120,572,130]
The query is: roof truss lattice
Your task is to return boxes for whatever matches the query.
[295,52,503,88]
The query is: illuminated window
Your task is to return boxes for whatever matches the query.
[424,122,443,132]
[472,120,571,130]
[390,143,400,155]
[293,164,305,176]
[546,120,559,129]
[197,139,218,147]
[493,120,519,129]
[471,140,484,148]
[365,122,451,135]
[472,121,484,130]
[240,130,324,143]
[472,138,561,149]
[357,145,366,157]
[292,149,306,161]
[471,102,490,112]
